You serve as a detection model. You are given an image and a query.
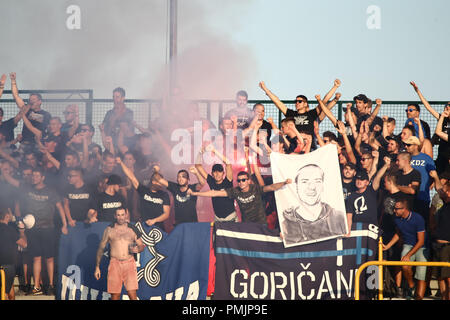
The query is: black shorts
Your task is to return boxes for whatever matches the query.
[26,228,57,258]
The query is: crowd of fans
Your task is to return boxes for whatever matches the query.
[0,73,449,300]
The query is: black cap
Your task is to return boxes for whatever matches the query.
[106,174,123,186]
[355,170,369,181]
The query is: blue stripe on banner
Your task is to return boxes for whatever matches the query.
[216,247,373,260]
[356,223,362,265]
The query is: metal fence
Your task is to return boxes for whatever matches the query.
[0,90,447,159]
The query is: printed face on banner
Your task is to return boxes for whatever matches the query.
[270,144,348,247]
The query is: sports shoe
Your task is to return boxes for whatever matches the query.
[32,286,43,295]
[46,285,55,296]
[405,286,415,300]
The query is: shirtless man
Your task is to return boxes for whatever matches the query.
[94,207,145,300]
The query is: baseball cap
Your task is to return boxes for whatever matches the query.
[355,170,369,181]
[106,174,123,186]
[403,136,421,146]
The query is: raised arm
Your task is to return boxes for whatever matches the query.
[336,120,357,164]
[116,157,139,189]
[365,99,382,127]
[189,166,206,191]
[9,72,26,108]
[435,110,449,142]
[259,81,288,115]
[410,81,440,120]
[372,156,391,191]
[152,165,169,188]
[315,94,337,126]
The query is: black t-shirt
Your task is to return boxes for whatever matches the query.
[65,183,95,221]
[136,184,170,221]
[285,108,319,136]
[397,169,421,208]
[42,132,69,161]
[94,192,127,222]
[345,185,378,225]
[23,185,61,228]
[435,202,450,242]
[0,118,17,142]
[226,183,266,224]
[167,181,199,224]
[21,109,51,144]
[379,190,408,242]
[0,223,20,265]
[0,181,17,211]
[206,175,235,218]
[342,179,357,201]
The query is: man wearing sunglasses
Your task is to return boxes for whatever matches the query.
[188,171,291,224]
[258,80,341,139]
[404,103,431,140]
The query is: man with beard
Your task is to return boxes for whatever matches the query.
[117,158,170,231]
[223,90,254,130]
[153,166,206,226]
[341,162,357,201]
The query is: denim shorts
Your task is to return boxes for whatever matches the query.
[401,245,429,281]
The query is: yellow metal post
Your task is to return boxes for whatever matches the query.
[378,237,383,300]
[0,267,5,300]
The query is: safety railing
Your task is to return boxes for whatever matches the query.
[0,267,5,300]
[354,238,450,300]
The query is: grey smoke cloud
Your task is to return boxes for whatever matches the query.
[0,0,258,99]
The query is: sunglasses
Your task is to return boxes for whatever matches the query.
[405,108,417,112]
[361,157,372,161]
[296,100,305,103]
[237,178,248,183]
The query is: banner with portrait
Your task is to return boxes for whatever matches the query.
[213,221,379,300]
[270,145,348,247]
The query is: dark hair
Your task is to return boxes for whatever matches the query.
[178,169,190,180]
[395,197,410,210]
[68,166,84,177]
[237,171,249,178]
[113,87,126,97]
[252,103,264,110]
[236,90,248,99]
[407,103,420,112]
[323,131,337,142]
[30,92,42,101]
[296,95,308,102]
[0,107,3,116]
[403,124,416,136]
[212,164,224,173]
[387,117,396,124]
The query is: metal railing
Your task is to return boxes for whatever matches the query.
[0,89,448,157]
[354,238,450,300]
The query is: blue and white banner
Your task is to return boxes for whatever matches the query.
[57,222,211,300]
[213,222,379,300]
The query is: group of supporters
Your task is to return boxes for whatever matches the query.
[0,74,449,300]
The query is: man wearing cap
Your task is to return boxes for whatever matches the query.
[404,135,436,225]
[88,174,128,223]
[346,170,379,233]
[194,146,237,222]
